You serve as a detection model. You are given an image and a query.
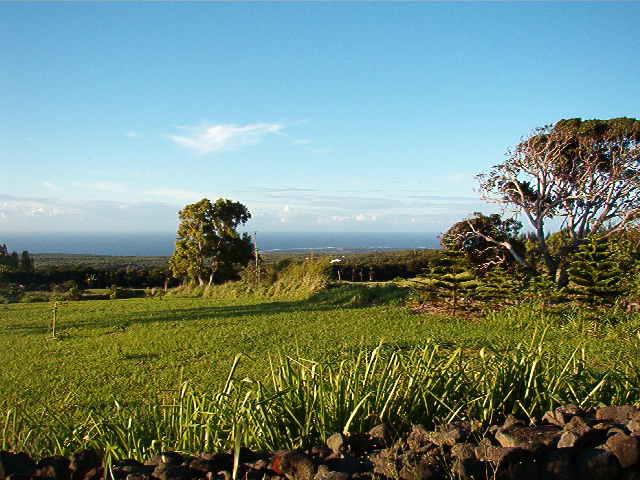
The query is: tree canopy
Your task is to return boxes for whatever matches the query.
[440,212,524,274]
[169,198,254,286]
[477,117,640,281]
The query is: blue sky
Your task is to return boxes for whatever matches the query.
[1,2,639,234]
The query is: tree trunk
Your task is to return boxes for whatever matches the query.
[535,227,559,281]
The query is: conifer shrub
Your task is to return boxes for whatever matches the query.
[568,236,623,306]
[475,266,523,305]
[413,248,479,314]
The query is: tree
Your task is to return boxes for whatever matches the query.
[441,212,525,274]
[478,117,640,282]
[475,266,523,304]
[414,248,478,315]
[567,236,622,306]
[169,198,254,286]
[20,251,34,272]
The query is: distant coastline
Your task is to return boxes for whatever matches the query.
[1,231,441,256]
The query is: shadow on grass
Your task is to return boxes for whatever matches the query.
[7,299,370,335]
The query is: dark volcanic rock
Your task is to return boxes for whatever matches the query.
[368,424,392,449]
[152,464,191,480]
[427,422,470,447]
[493,448,538,480]
[37,456,70,480]
[596,406,640,425]
[275,452,315,480]
[606,433,640,469]
[495,424,561,452]
[0,452,37,478]
[575,447,622,480]
[313,465,348,480]
[538,449,576,480]
[69,450,101,480]
[406,425,432,452]
[542,405,586,427]
[398,459,438,480]
[326,434,346,457]
[557,416,605,449]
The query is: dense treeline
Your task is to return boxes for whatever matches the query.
[328,249,440,282]
[0,244,34,272]
[1,266,173,290]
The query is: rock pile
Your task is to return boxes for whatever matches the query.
[2,405,640,480]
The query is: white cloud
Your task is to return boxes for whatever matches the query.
[43,181,61,191]
[125,131,140,138]
[169,123,284,154]
[279,204,291,223]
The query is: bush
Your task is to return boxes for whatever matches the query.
[144,287,165,298]
[20,291,50,303]
[109,285,136,300]
[309,284,411,306]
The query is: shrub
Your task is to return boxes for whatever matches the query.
[20,292,50,303]
[109,285,135,300]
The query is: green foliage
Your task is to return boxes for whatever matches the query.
[3,336,640,458]
[169,198,253,286]
[522,275,568,305]
[0,244,19,271]
[414,248,478,313]
[109,285,135,300]
[20,251,34,272]
[309,284,411,306]
[475,267,523,303]
[172,259,333,300]
[441,212,524,274]
[478,117,640,282]
[1,294,640,457]
[568,236,623,306]
[51,281,83,301]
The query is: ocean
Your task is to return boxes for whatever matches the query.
[0,232,441,256]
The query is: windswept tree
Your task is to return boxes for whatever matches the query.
[441,212,525,274]
[477,117,640,282]
[169,198,254,286]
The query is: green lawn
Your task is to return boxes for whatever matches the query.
[2,291,640,456]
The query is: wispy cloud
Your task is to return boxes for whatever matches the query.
[43,181,61,191]
[169,123,284,154]
[144,188,206,203]
[72,181,128,193]
[125,131,140,138]
[291,138,312,146]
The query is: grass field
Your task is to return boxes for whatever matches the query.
[2,287,640,457]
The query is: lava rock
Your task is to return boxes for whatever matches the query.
[542,406,586,427]
[368,425,392,449]
[606,433,640,469]
[327,434,347,456]
[427,422,470,447]
[596,406,640,425]
[275,452,315,480]
[152,464,191,480]
[398,459,438,480]
[557,416,604,449]
[0,452,36,478]
[313,465,348,480]
[575,447,621,480]
[495,424,561,452]
[493,448,538,480]
[69,450,101,480]
[538,449,576,480]
[37,456,71,480]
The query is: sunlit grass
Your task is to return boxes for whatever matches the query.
[1,290,639,458]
